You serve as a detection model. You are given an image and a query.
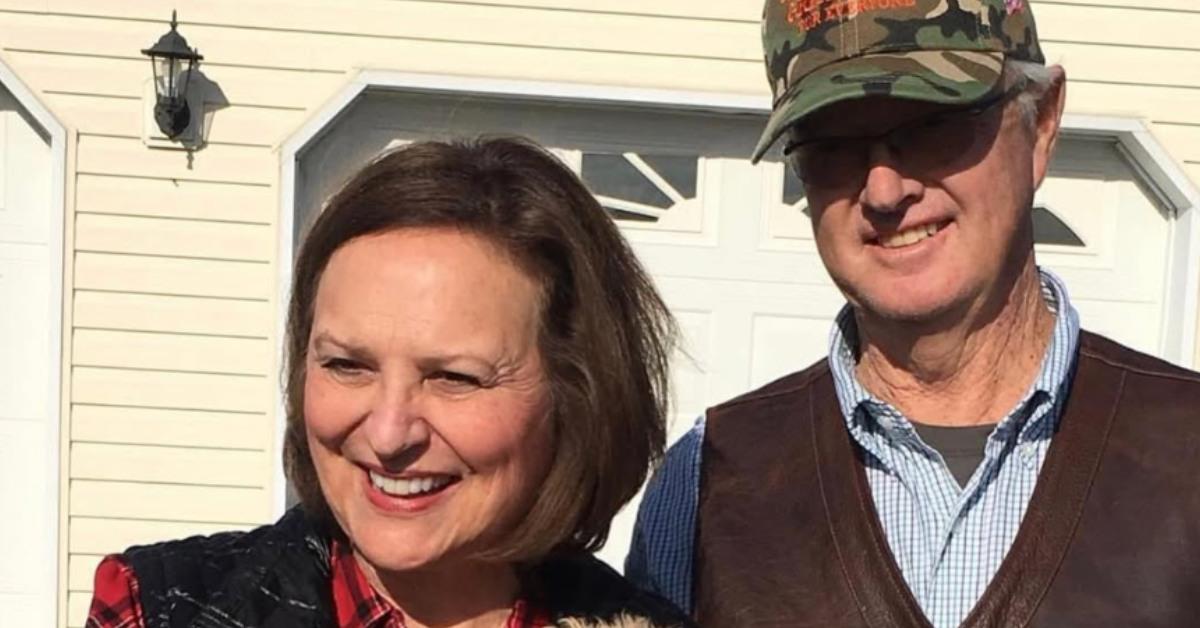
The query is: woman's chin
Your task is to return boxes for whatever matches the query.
[354,539,448,575]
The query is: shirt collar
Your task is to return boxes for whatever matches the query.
[331,539,399,628]
[827,268,1081,440]
[329,540,549,628]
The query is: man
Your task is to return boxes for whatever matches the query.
[627,1,1200,626]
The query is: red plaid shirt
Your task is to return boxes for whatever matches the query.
[86,540,548,628]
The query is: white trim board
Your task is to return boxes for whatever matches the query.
[0,52,67,627]
[274,72,1200,516]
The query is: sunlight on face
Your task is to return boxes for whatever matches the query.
[303,227,554,576]
[800,95,1039,324]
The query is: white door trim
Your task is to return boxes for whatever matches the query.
[0,52,67,625]
[274,72,1200,515]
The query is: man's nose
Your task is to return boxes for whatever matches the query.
[858,142,920,213]
[362,380,432,461]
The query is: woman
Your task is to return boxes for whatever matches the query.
[85,137,691,628]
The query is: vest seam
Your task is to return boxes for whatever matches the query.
[812,384,873,625]
[1079,348,1200,385]
[1011,366,1128,627]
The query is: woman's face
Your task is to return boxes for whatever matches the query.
[304,227,554,574]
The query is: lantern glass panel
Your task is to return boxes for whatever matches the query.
[153,56,175,98]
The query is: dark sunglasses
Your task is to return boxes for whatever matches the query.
[782,81,1027,191]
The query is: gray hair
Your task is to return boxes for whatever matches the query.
[1004,60,1057,130]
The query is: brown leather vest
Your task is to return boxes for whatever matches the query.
[694,332,1200,627]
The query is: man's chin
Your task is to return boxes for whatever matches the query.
[852,293,967,329]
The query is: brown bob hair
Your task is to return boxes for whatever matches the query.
[284,136,677,560]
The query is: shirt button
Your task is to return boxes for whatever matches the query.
[1020,445,1037,467]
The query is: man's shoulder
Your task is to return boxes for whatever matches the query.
[707,356,831,418]
[1079,330,1200,386]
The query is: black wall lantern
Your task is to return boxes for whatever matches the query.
[141,11,203,139]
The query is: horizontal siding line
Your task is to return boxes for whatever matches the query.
[71,363,269,379]
[67,515,264,529]
[77,131,273,149]
[70,479,267,492]
[75,209,272,227]
[73,325,270,341]
[1155,121,1200,129]
[68,512,267,528]
[73,401,266,417]
[2,30,760,68]
[1040,1,1200,15]
[45,89,308,113]
[70,171,273,189]
[3,47,346,75]
[72,288,270,303]
[0,3,753,34]
[48,92,140,102]
[74,248,272,265]
[1043,36,1200,53]
[393,0,753,23]
[72,439,266,453]
[69,476,265,490]
[72,171,274,189]
[1073,77,1200,92]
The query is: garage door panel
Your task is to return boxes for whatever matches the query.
[1034,139,1172,341]
[633,244,835,287]
[0,243,52,421]
[0,420,54,591]
[750,313,834,389]
[0,104,53,245]
[669,309,714,439]
[1071,300,1162,356]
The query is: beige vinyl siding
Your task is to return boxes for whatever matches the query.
[0,0,1193,625]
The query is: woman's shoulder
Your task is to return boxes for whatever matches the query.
[94,507,333,628]
[532,553,696,628]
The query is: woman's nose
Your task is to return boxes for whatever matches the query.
[361,381,432,461]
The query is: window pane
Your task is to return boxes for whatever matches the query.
[783,171,806,206]
[605,207,658,222]
[1032,206,1085,247]
[640,154,698,198]
[582,153,672,208]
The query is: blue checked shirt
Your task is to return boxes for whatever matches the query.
[626,269,1081,628]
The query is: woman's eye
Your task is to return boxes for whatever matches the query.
[321,358,364,375]
[430,371,482,389]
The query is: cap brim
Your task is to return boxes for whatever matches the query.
[751,50,1004,163]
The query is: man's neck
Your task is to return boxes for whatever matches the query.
[854,263,1055,427]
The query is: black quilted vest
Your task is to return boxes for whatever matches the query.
[124,508,335,627]
[123,507,693,628]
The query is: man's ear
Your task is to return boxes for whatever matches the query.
[1032,66,1068,189]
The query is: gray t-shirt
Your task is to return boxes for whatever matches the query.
[910,422,998,488]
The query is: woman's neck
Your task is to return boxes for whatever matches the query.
[357,552,520,628]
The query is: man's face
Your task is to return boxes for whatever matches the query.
[792,87,1058,325]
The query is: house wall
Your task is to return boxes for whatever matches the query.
[0,1,1194,625]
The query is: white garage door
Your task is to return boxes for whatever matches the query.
[0,85,60,624]
[295,90,1177,570]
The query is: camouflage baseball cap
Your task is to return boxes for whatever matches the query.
[752,0,1045,163]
